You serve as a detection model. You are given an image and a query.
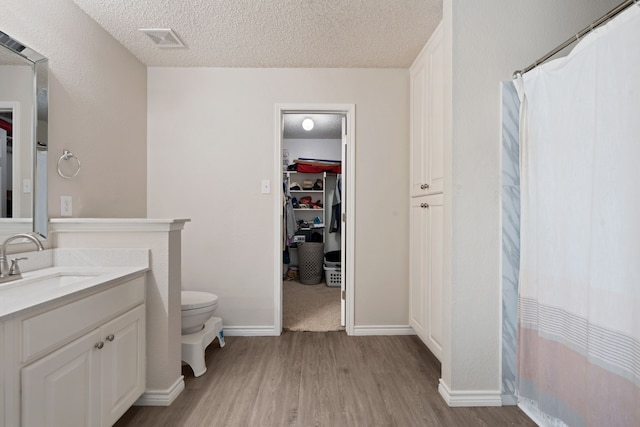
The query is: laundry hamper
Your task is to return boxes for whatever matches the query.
[324,265,341,287]
[297,242,324,284]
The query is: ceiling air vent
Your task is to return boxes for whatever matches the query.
[139,28,185,48]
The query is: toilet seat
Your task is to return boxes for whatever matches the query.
[182,291,218,311]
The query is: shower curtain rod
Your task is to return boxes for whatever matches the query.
[512,0,638,78]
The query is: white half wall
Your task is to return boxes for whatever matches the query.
[147,68,409,329]
[440,0,622,403]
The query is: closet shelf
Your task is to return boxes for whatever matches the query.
[290,190,323,193]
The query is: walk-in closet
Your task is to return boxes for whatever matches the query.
[281,113,344,331]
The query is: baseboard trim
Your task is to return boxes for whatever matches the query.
[351,325,416,336]
[223,326,279,336]
[135,376,185,406]
[438,379,502,407]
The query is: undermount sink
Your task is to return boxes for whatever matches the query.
[18,272,102,288]
[0,268,107,293]
[0,248,150,322]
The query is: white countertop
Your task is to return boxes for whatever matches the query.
[0,266,148,320]
[0,248,150,321]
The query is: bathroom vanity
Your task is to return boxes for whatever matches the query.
[0,249,149,427]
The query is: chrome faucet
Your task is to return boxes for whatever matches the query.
[0,233,44,278]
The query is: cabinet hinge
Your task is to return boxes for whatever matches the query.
[341,290,346,300]
[342,213,346,223]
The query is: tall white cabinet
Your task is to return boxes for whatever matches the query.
[409,22,444,361]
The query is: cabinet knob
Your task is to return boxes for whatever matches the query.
[94,341,104,350]
[106,334,115,342]
[421,203,429,209]
[420,183,430,190]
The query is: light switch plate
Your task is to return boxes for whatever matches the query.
[22,179,31,194]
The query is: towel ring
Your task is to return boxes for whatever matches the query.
[57,149,81,179]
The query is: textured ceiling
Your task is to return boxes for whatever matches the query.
[72,0,442,68]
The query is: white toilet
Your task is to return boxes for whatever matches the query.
[181,291,225,377]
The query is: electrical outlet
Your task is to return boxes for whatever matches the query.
[261,179,271,194]
[61,196,72,217]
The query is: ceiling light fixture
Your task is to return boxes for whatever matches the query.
[139,28,185,48]
[302,118,314,131]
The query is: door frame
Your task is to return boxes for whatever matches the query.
[274,103,356,335]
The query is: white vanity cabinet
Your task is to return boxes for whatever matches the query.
[1,274,146,427]
[22,328,102,427]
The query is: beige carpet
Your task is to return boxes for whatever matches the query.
[283,280,344,331]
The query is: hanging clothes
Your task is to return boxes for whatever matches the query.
[329,174,341,233]
[283,179,297,242]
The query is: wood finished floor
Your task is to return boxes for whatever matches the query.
[115,332,536,427]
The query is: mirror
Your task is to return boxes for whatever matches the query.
[0,30,48,238]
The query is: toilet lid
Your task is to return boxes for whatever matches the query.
[182,291,218,310]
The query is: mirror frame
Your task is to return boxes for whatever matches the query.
[0,30,48,238]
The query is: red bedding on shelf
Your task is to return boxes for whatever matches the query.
[296,163,341,173]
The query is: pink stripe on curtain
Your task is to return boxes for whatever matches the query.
[519,324,640,426]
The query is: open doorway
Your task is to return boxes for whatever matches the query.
[274,104,355,335]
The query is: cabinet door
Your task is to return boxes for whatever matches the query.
[101,305,145,427]
[424,194,444,361]
[22,330,101,427]
[410,54,427,197]
[409,197,428,338]
[410,24,444,197]
[426,26,444,195]
[409,194,443,361]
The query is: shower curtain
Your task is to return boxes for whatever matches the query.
[515,5,640,427]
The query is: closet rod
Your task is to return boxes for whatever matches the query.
[512,0,638,79]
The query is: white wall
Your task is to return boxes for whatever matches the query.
[283,138,342,165]
[1,0,147,219]
[440,0,621,402]
[147,68,409,329]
